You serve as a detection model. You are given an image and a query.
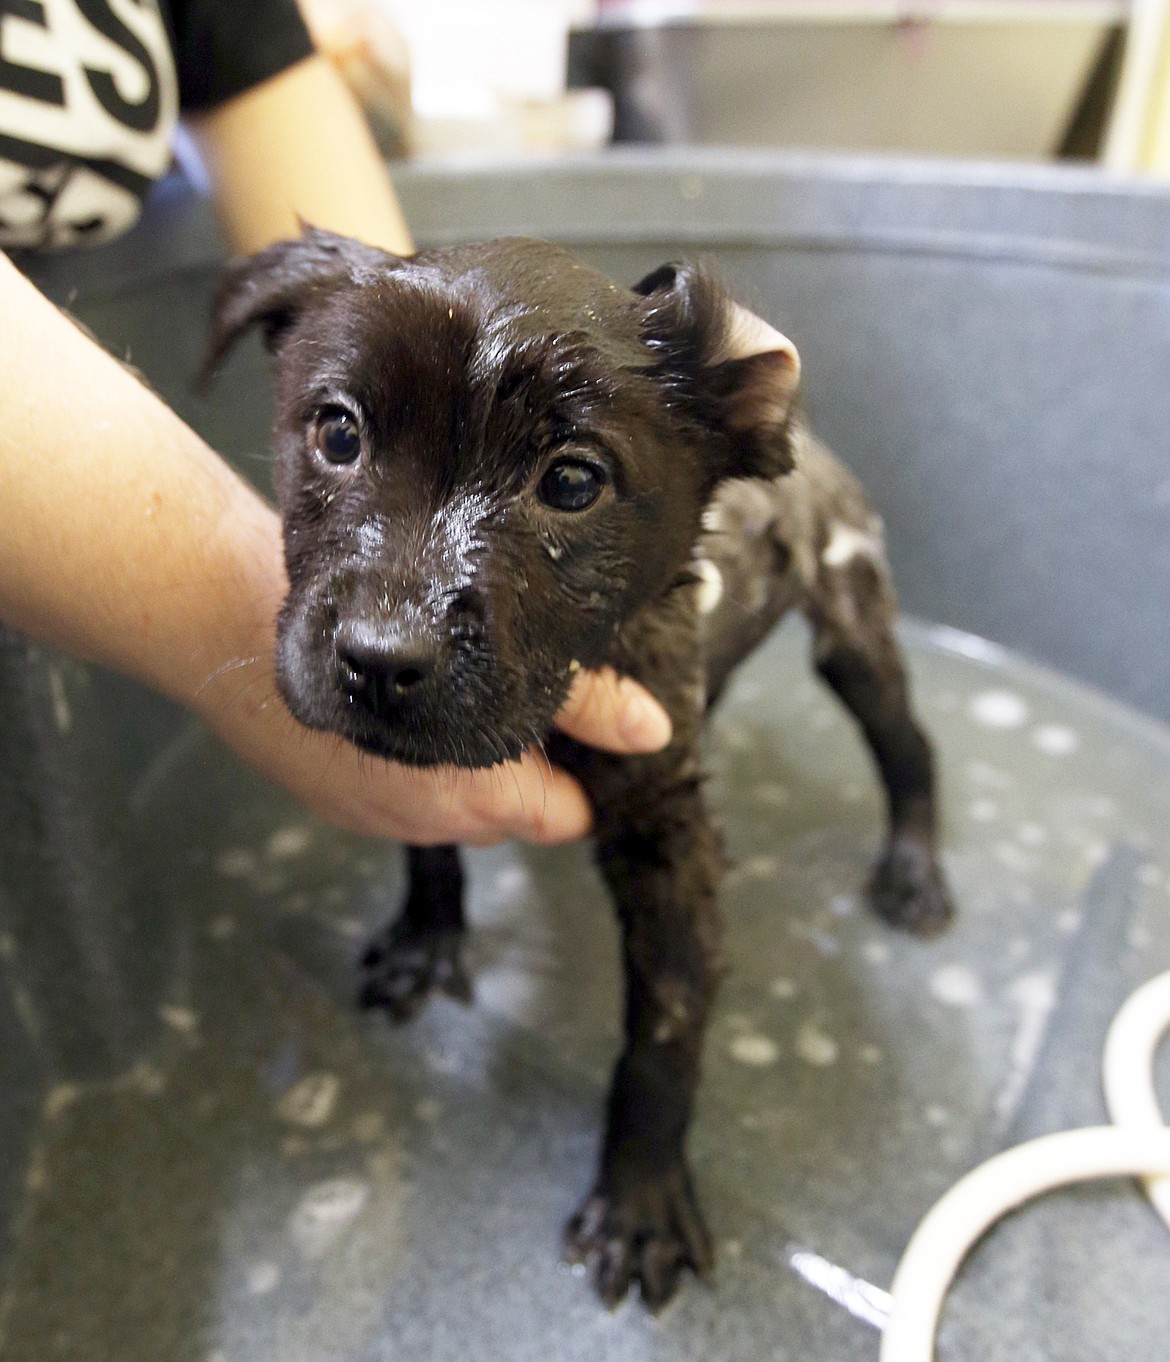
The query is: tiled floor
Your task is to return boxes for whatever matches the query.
[2,620,1168,1361]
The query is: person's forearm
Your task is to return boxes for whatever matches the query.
[184,54,413,257]
[0,253,281,709]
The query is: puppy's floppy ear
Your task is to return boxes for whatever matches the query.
[198,226,398,389]
[634,261,801,482]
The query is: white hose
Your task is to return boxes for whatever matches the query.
[879,970,1170,1362]
[1102,969,1170,1230]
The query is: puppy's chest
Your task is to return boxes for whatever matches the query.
[548,586,708,817]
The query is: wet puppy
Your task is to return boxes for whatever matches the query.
[205,230,953,1311]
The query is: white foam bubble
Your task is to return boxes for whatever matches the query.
[275,1073,340,1129]
[1031,724,1080,756]
[245,1261,281,1295]
[288,1178,369,1259]
[266,825,313,859]
[969,690,1029,729]
[929,964,983,1008]
[794,1022,839,1067]
[729,1033,780,1066]
[158,1005,199,1034]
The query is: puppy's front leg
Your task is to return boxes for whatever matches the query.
[360,844,473,1020]
[564,776,723,1312]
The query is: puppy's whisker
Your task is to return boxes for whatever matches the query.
[527,729,552,819]
[506,758,526,817]
[529,733,554,785]
[479,723,521,809]
[192,652,263,699]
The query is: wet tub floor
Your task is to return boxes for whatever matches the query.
[1,620,1169,1361]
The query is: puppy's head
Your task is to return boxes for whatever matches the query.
[205,229,799,767]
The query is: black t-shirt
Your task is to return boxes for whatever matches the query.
[0,0,313,251]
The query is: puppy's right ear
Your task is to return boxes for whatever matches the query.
[198,226,397,390]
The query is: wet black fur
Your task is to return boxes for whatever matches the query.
[206,230,953,1313]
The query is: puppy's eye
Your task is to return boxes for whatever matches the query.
[314,409,361,465]
[538,458,606,513]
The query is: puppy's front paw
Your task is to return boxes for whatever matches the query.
[359,925,472,1021]
[867,835,954,936]
[563,1163,714,1312]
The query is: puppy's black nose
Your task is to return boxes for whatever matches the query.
[335,621,439,715]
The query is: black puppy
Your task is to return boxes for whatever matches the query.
[205,230,953,1311]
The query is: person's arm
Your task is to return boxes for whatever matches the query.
[0,254,670,845]
[184,53,413,256]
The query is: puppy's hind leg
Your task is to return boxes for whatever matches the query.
[807,552,954,936]
[359,844,473,1021]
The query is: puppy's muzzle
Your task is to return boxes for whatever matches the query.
[335,619,440,720]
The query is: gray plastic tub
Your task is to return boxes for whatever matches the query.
[4,152,1170,1361]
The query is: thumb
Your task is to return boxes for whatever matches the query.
[554,666,672,754]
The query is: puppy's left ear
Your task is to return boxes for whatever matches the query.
[635,261,801,483]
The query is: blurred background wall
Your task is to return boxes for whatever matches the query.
[298,0,1170,174]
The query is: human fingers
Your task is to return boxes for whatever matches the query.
[240,720,594,848]
[426,750,594,847]
[554,666,672,754]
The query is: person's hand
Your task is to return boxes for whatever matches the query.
[195,641,672,848]
[0,254,672,851]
